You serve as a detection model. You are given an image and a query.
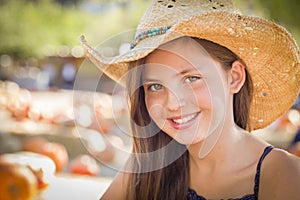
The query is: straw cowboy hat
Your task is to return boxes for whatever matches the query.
[79,0,300,130]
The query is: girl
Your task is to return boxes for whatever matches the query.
[80,0,300,199]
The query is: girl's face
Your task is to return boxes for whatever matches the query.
[142,38,231,145]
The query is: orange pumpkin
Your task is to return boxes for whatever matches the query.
[91,143,115,163]
[39,142,69,172]
[0,161,37,200]
[68,154,100,176]
[22,137,47,153]
[0,152,54,192]
[22,137,69,172]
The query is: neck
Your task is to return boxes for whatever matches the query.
[187,122,246,171]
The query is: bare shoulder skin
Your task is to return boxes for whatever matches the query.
[259,148,300,199]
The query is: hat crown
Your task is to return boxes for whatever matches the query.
[136,0,240,35]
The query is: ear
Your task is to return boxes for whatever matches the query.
[228,60,246,94]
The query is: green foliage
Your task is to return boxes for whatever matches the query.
[233,0,300,44]
[0,0,298,59]
[258,0,300,43]
[0,0,88,58]
[0,0,149,59]
[81,0,149,45]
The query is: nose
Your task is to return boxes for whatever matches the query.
[167,90,186,111]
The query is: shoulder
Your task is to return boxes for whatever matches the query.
[259,147,300,199]
[100,171,129,200]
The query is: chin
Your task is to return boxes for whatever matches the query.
[173,134,204,146]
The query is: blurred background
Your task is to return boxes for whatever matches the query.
[0,0,300,199]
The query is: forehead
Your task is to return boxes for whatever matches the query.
[143,37,216,76]
[146,37,208,62]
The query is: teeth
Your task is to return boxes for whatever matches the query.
[172,113,197,124]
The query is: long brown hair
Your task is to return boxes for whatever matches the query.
[125,38,253,200]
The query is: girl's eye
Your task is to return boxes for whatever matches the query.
[149,84,163,91]
[185,76,200,83]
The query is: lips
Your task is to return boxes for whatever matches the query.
[168,112,200,130]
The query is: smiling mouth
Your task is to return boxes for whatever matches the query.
[170,112,199,125]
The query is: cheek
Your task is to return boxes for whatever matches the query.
[190,86,211,109]
[145,94,165,121]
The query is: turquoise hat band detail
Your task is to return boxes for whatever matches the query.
[130,26,172,49]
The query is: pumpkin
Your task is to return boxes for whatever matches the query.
[22,137,69,172]
[91,142,115,163]
[0,161,37,200]
[22,136,48,153]
[39,142,69,172]
[0,151,54,190]
[68,154,100,176]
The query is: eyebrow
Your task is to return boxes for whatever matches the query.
[142,67,200,83]
[142,78,160,84]
[179,68,196,75]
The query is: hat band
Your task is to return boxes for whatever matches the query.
[130,26,172,49]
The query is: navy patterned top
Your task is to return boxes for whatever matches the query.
[187,146,274,200]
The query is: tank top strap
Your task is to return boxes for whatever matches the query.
[253,145,274,197]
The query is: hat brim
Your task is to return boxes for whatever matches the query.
[80,11,300,130]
